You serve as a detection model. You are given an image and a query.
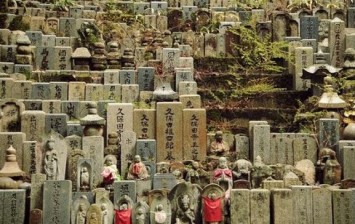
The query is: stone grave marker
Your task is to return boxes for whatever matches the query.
[342,146,355,179]
[121,84,139,103]
[162,48,180,75]
[49,82,68,101]
[71,195,90,224]
[300,16,319,40]
[30,173,46,210]
[338,140,355,170]
[0,78,14,99]
[65,135,82,152]
[55,37,71,47]
[182,108,206,161]
[67,122,83,136]
[119,69,136,84]
[293,135,318,163]
[85,84,103,101]
[301,39,317,52]
[68,149,86,191]
[252,124,271,164]
[12,81,32,99]
[21,111,45,142]
[44,113,68,137]
[318,118,339,151]
[156,102,183,162]
[136,139,157,162]
[29,209,43,224]
[179,95,201,109]
[329,18,345,68]
[77,158,93,192]
[103,84,122,102]
[23,141,41,175]
[104,69,120,84]
[59,17,77,37]
[231,189,250,224]
[114,180,137,203]
[107,103,134,147]
[137,67,155,91]
[271,189,293,224]
[0,100,24,132]
[0,45,16,62]
[133,109,156,139]
[50,46,72,70]
[235,134,249,160]
[178,81,197,95]
[14,65,33,76]
[68,82,86,101]
[312,187,332,224]
[291,186,313,224]
[42,100,61,114]
[250,189,270,224]
[82,136,104,187]
[61,101,81,121]
[42,35,56,47]
[23,100,42,111]
[0,62,14,74]
[294,47,313,90]
[121,131,137,176]
[31,83,50,100]
[0,189,26,224]
[25,31,43,46]
[43,180,72,224]
[332,189,355,224]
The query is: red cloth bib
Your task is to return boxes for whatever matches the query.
[115,208,132,224]
[203,197,223,222]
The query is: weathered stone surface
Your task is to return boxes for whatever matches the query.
[318,118,339,151]
[133,109,156,139]
[312,187,332,224]
[30,173,46,210]
[0,132,25,169]
[0,189,26,224]
[252,125,270,164]
[120,131,137,177]
[329,18,345,68]
[271,189,293,224]
[114,180,137,203]
[332,189,355,224]
[250,189,270,224]
[42,100,61,114]
[68,82,86,101]
[21,111,45,141]
[291,186,313,224]
[342,146,355,179]
[43,180,72,224]
[44,113,68,136]
[23,141,41,174]
[231,189,250,224]
[182,108,206,161]
[136,139,156,162]
[82,136,104,187]
[156,102,183,162]
[293,135,318,164]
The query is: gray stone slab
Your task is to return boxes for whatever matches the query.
[0,62,14,74]
[301,39,317,52]
[136,139,156,162]
[291,186,313,224]
[231,189,250,224]
[182,108,206,161]
[25,31,43,46]
[133,109,156,139]
[42,100,61,114]
[68,82,86,101]
[44,113,68,136]
[85,84,104,101]
[162,48,180,75]
[178,81,197,95]
[103,69,120,84]
[30,173,46,210]
[121,131,137,176]
[43,180,72,224]
[137,67,155,91]
[252,125,271,164]
[119,69,136,84]
[23,100,42,111]
[103,84,122,102]
[293,136,318,164]
[35,46,54,71]
[31,83,50,100]
[12,80,32,99]
[50,47,72,70]
[235,134,249,160]
[21,111,46,141]
[14,64,33,76]
[156,102,183,162]
[82,136,104,187]
[55,37,71,47]
[23,141,41,175]
[332,189,355,224]
[250,189,270,224]
[59,17,77,37]
[114,180,136,203]
[271,189,293,224]
[312,187,332,224]
[318,118,339,151]
[294,47,313,90]
[0,78,14,99]
[42,35,56,47]
[343,146,355,179]
[329,18,345,68]
[107,103,134,146]
[300,16,319,40]
[49,82,68,100]
[338,140,355,171]
[0,189,26,224]
[0,45,16,62]
[67,122,83,136]
[179,95,201,109]
[121,84,139,103]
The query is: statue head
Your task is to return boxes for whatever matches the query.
[47,136,55,150]
[156,204,164,211]
[134,155,142,163]
[215,131,223,142]
[101,203,107,211]
[218,157,228,169]
[181,194,190,209]
[105,155,117,166]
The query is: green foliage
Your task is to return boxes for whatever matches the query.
[54,0,75,11]
[228,26,288,74]
[229,0,268,10]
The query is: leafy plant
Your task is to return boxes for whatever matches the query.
[54,0,75,11]
[228,26,288,74]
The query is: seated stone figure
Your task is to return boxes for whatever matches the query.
[101,155,120,187]
[127,155,150,180]
[209,131,229,157]
[316,148,341,185]
[213,157,233,200]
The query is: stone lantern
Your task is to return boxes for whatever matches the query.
[72,47,91,70]
[0,145,25,189]
[80,102,105,136]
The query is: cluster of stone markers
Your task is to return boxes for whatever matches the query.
[1,0,355,223]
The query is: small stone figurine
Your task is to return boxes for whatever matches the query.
[212,157,233,200]
[101,155,121,188]
[127,155,150,180]
[316,148,342,185]
[44,136,59,180]
[80,167,90,191]
[208,131,229,157]
[202,192,223,224]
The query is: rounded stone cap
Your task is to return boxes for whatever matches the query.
[108,132,118,138]
[16,35,31,45]
[94,42,105,49]
[108,41,119,48]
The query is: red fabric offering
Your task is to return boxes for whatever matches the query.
[115,208,132,224]
[203,197,223,222]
